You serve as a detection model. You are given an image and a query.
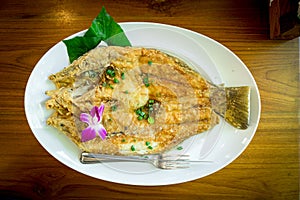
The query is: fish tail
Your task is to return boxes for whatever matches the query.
[224,86,250,129]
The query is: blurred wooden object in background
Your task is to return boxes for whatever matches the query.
[269,0,300,39]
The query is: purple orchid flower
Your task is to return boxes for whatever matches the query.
[79,104,107,142]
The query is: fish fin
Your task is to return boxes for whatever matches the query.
[225,86,251,129]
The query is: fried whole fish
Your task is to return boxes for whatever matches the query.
[45,46,250,155]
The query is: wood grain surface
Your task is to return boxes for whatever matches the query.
[0,0,299,199]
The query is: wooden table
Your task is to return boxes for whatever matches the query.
[0,0,299,199]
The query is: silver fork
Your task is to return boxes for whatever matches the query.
[80,152,212,170]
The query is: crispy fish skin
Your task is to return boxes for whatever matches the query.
[45,46,249,155]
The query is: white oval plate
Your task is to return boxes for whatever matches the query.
[24,22,261,186]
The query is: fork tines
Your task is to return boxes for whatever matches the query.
[162,160,190,169]
[160,154,190,161]
[159,154,190,169]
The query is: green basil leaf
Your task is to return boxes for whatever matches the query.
[63,36,101,63]
[63,7,131,63]
[85,7,131,46]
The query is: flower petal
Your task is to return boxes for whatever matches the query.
[81,127,96,142]
[90,106,97,118]
[91,106,102,122]
[80,113,91,124]
[97,125,107,140]
[80,104,107,142]
[98,104,105,118]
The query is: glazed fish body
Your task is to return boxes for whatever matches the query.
[45,46,250,155]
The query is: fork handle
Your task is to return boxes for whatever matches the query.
[80,152,152,164]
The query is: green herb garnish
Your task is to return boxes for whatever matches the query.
[148,60,153,66]
[111,105,117,111]
[135,99,157,124]
[147,117,155,124]
[63,7,131,63]
[106,69,116,77]
[148,99,154,104]
[137,115,143,120]
[148,146,153,150]
[177,146,183,150]
[113,78,119,83]
[135,108,142,115]
[145,141,150,146]
[131,145,135,151]
[143,113,148,119]
[121,72,125,80]
[143,76,150,87]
